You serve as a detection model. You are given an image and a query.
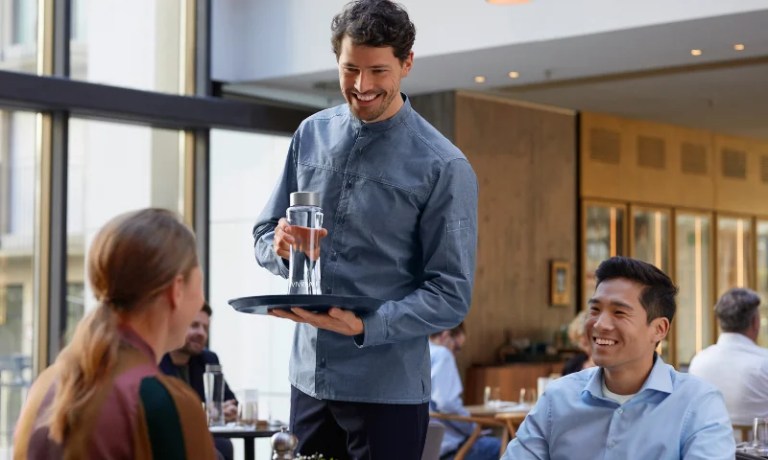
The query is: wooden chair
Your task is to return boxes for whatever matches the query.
[429,412,510,460]
[494,412,527,439]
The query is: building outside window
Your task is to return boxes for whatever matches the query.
[0,109,37,455]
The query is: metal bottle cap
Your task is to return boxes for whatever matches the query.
[290,191,319,207]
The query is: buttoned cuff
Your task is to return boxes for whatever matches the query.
[354,308,387,348]
[256,232,289,279]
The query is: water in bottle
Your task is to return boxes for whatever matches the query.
[287,191,323,295]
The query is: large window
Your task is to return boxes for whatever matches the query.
[209,129,293,458]
[0,2,306,457]
[675,213,714,367]
[0,109,37,455]
[66,118,185,327]
[0,0,37,73]
[716,216,753,297]
[630,206,672,362]
[757,220,768,347]
[631,207,671,273]
[583,202,626,307]
[70,0,184,93]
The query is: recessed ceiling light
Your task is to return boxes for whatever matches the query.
[734,43,745,51]
[508,71,520,79]
[474,76,486,84]
[690,49,702,56]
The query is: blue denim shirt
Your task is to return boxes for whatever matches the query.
[253,95,478,404]
[502,355,735,460]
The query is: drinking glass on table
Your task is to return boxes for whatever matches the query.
[484,386,502,408]
[238,389,259,429]
[203,364,225,427]
[753,417,768,453]
[519,388,537,407]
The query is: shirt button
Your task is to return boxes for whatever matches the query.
[617,408,623,414]
[346,181,353,189]
[330,252,338,261]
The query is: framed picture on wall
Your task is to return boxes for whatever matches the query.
[550,260,571,307]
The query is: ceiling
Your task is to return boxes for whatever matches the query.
[224,9,768,139]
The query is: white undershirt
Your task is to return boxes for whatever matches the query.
[602,376,636,405]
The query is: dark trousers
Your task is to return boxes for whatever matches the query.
[213,437,233,460]
[290,386,430,460]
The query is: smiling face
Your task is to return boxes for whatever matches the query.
[337,35,413,123]
[180,307,209,356]
[586,278,669,390]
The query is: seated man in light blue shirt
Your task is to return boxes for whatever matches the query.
[503,256,734,460]
[430,323,501,460]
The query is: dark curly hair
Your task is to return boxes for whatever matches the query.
[595,256,678,323]
[331,0,416,62]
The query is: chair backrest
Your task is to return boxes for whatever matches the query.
[421,421,445,460]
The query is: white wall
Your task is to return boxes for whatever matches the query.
[212,0,768,82]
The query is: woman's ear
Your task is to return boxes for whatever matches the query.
[166,274,185,311]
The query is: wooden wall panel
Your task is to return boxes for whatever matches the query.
[714,134,768,214]
[581,112,717,209]
[582,112,768,216]
[451,92,577,380]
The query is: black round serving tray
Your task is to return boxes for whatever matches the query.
[228,294,384,315]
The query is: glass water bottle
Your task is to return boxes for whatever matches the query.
[286,191,323,295]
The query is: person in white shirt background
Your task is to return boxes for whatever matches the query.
[689,287,768,431]
[429,323,501,460]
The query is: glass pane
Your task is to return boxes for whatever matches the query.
[0,109,38,455]
[757,220,768,347]
[209,129,292,459]
[716,217,753,297]
[583,204,625,307]
[66,118,184,337]
[675,214,713,368]
[631,208,670,272]
[0,0,38,73]
[70,0,183,93]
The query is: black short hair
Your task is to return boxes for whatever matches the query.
[201,302,212,317]
[715,288,761,332]
[331,0,416,62]
[430,322,465,339]
[595,256,678,323]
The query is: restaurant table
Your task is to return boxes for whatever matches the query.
[465,403,529,439]
[430,403,530,459]
[209,426,279,460]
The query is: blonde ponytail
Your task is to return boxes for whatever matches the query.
[47,303,120,442]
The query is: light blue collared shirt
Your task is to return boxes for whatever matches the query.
[429,342,474,455]
[253,95,478,404]
[502,355,735,460]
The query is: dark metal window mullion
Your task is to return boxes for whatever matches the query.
[43,0,71,365]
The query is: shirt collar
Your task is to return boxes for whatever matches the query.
[348,93,411,133]
[717,332,756,347]
[583,353,673,402]
[118,323,158,363]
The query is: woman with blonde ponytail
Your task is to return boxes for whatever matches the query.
[14,208,217,459]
